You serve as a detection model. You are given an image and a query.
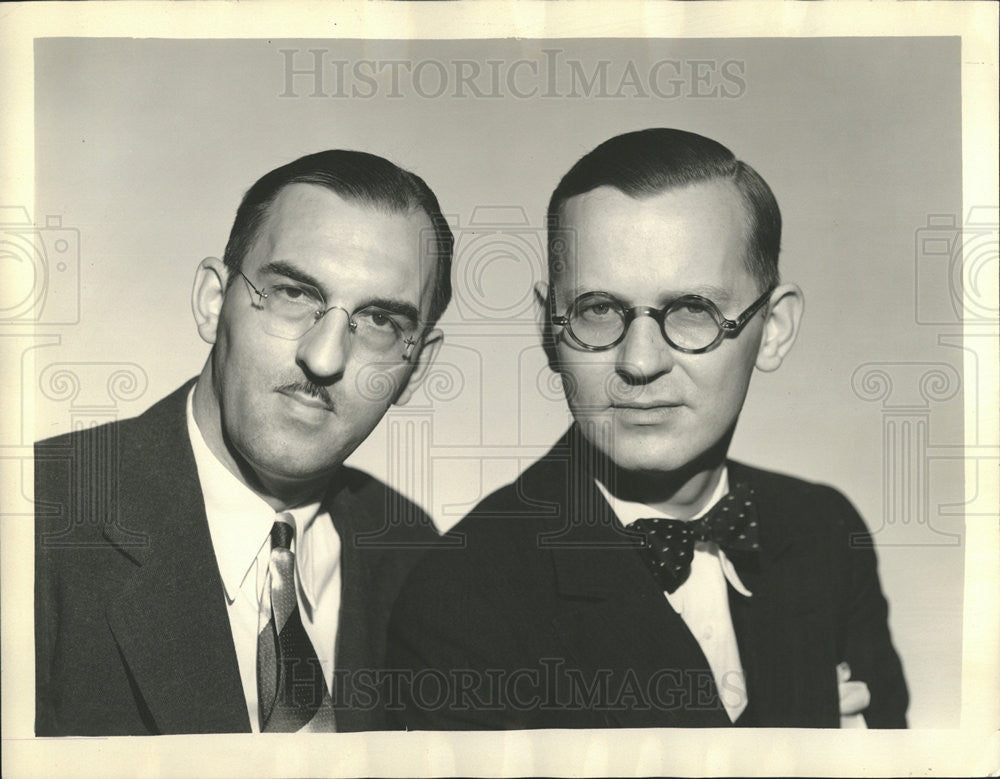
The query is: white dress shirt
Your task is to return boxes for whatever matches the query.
[595,469,751,722]
[186,389,342,732]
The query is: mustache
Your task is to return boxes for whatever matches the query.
[275,381,334,407]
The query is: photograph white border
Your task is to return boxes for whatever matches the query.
[2,3,997,777]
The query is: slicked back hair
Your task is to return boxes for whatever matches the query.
[223,149,453,327]
[547,128,781,292]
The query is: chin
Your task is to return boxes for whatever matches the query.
[241,439,343,486]
[609,448,696,476]
[577,426,683,475]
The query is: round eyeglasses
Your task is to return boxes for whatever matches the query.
[550,287,774,354]
[240,271,421,361]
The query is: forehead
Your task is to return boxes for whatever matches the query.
[556,181,754,301]
[248,183,435,302]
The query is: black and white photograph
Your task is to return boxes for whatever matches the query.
[2,2,997,777]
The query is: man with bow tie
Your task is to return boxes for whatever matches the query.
[386,128,908,729]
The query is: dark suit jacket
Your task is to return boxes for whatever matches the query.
[35,380,439,736]
[386,427,908,729]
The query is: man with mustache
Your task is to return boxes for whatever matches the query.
[35,150,452,735]
[387,129,908,728]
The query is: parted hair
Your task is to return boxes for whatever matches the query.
[223,149,453,326]
[547,128,781,291]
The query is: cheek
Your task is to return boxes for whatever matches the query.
[555,352,612,406]
[346,361,409,409]
[686,349,756,416]
[214,318,288,401]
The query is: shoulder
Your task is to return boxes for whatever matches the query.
[467,434,578,521]
[35,381,196,541]
[333,467,442,617]
[450,445,570,543]
[400,451,568,598]
[733,460,857,506]
[35,380,194,477]
[730,460,870,541]
[336,465,440,546]
[36,380,193,456]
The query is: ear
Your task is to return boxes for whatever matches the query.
[534,280,559,369]
[393,328,444,406]
[533,280,550,320]
[192,256,229,345]
[756,283,804,372]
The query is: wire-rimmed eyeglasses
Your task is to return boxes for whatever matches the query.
[239,271,421,361]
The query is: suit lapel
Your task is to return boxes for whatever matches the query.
[328,484,376,675]
[547,445,731,727]
[327,485,375,733]
[551,546,731,727]
[103,383,250,734]
[726,461,839,727]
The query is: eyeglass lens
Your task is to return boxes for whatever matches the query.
[569,294,722,351]
[245,276,414,358]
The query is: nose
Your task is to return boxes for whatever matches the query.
[295,307,352,381]
[616,313,674,384]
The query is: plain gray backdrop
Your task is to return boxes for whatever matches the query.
[24,36,965,728]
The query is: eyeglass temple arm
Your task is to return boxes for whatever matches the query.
[722,288,774,333]
[239,270,266,300]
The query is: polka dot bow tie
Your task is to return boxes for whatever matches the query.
[631,481,761,594]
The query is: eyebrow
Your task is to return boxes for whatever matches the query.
[258,260,421,323]
[258,260,325,291]
[363,298,421,325]
[565,284,736,307]
[656,285,735,306]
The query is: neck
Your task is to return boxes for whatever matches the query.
[239,464,329,513]
[587,429,732,520]
[192,367,331,512]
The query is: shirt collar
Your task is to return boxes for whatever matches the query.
[186,387,339,609]
[284,502,339,614]
[187,387,275,602]
[594,467,752,597]
[595,468,730,527]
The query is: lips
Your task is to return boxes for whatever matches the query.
[612,401,682,410]
[277,386,335,412]
[611,401,682,426]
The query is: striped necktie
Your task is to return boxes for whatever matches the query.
[257,514,336,732]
